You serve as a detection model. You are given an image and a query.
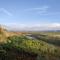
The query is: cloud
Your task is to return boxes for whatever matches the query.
[25,6,48,11]
[0,8,12,16]
[24,6,49,15]
[38,12,60,16]
[1,22,60,31]
[24,6,60,16]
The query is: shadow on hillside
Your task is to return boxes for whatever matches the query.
[0,47,37,60]
[28,34,60,46]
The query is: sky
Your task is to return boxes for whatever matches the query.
[0,0,60,31]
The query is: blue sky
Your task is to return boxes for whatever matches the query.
[0,0,60,30]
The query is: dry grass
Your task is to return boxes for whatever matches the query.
[0,27,27,43]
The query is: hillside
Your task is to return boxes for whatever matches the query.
[0,25,60,60]
[0,25,26,42]
[0,35,60,60]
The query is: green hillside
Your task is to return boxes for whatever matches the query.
[0,35,60,60]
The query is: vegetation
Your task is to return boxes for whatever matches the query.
[0,35,60,60]
[0,28,60,60]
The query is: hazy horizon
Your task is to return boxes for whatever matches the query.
[0,23,60,31]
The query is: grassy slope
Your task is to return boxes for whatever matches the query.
[0,29,60,60]
[0,35,60,60]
